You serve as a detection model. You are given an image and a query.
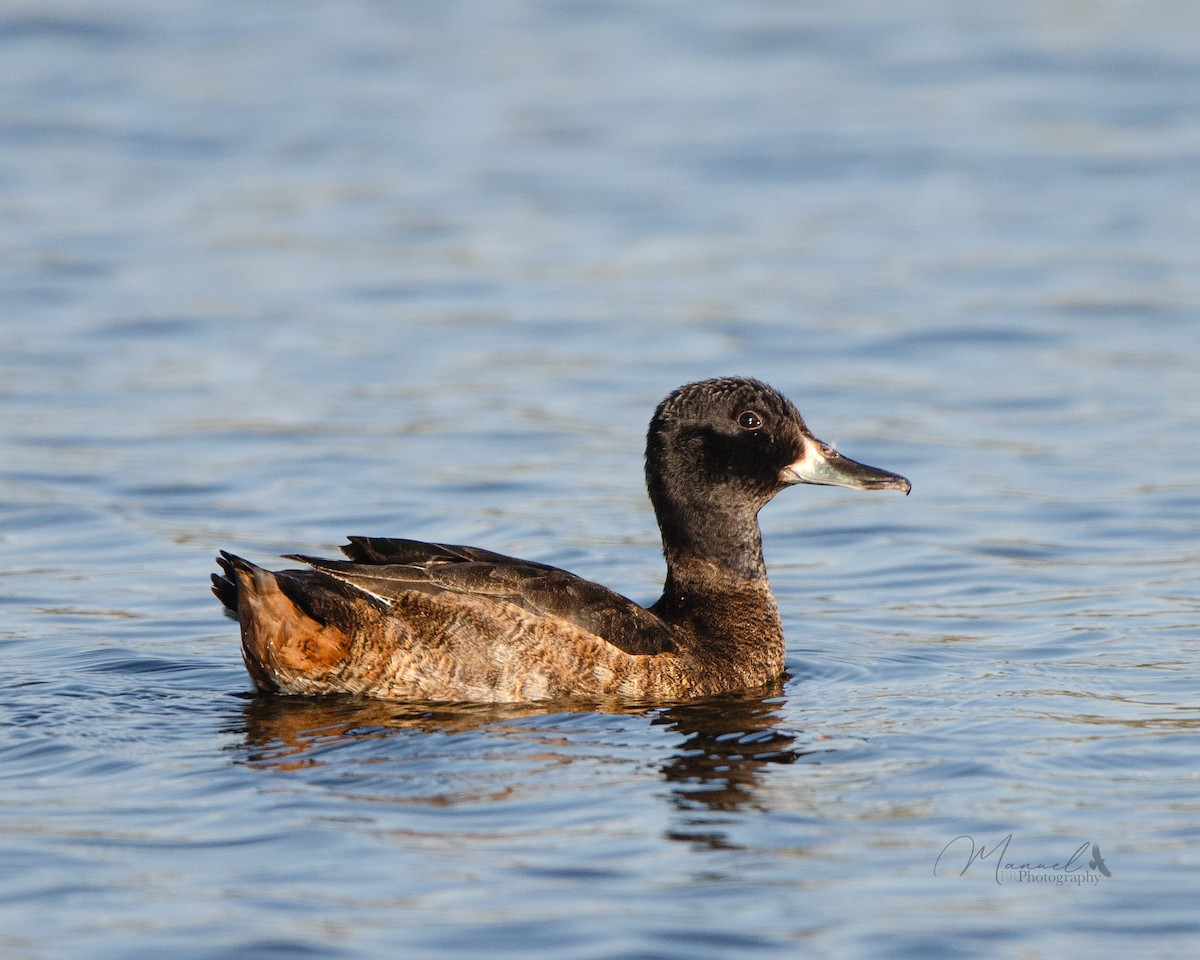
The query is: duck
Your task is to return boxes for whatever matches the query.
[212,377,910,703]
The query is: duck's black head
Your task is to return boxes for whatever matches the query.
[645,377,909,580]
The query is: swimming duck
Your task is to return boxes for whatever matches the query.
[213,377,910,703]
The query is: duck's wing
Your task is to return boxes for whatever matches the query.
[340,535,562,570]
[280,536,674,656]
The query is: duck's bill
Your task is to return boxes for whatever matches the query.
[781,436,911,494]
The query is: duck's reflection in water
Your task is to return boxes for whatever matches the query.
[234,681,818,832]
[236,695,556,770]
[650,687,803,810]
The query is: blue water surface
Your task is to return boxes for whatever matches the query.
[2,2,1199,958]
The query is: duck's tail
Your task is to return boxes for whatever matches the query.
[212,552,284,692]
[211,551,242,619]
[213,551,372,695]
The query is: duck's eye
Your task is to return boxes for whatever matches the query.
[737,410,763,431]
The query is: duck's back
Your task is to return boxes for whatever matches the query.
[327,536,675,656]
[214,538,692,702]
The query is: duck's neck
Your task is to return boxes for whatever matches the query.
[649,503,785,685]
[656,498,769,584]
[651,546,784,676]
[652,502,779,628]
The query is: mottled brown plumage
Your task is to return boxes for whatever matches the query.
[212,377,910,703]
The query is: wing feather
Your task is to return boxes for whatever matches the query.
[285,537,673,656]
